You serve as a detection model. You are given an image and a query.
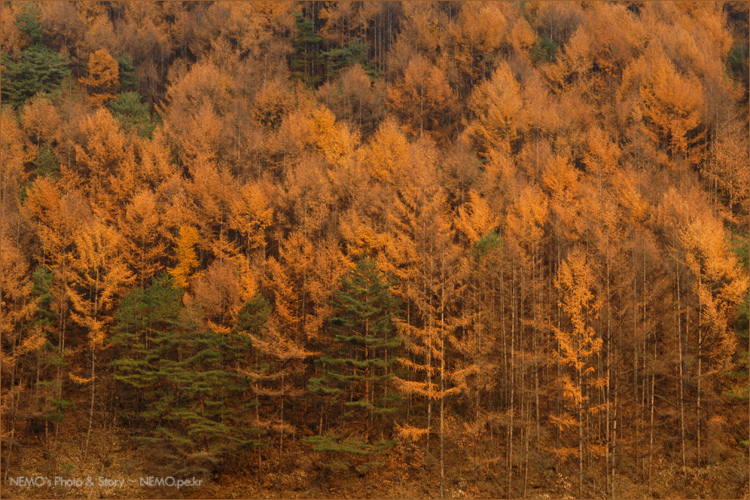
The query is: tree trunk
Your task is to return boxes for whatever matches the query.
[440,283,445,499]
[84,350,96,459]
[578,363,583,500]
[676,269,687,477]
[507,265,517,499]
[697,275,702,467]
[3,338,19,484]
[426,242,433,456]
[648,334,657,492]
[279,373,285,472]
[84,263,101,460]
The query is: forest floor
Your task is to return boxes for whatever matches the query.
[3,415,748,499]
[3,428,521,499]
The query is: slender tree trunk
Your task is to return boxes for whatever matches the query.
[605,279,611,496]
[3,339,18,484]
[555,234,563,455]
[676,270,687,476]
[84,263,100,460]
[697,276,702,467]
[0,95,4,480]
[55,258,68,448]
[524,397,530,499]
[612,363,618,500]
[533,247,540,452]
[606,245,615,497]
[440,275,445,499]
[426,269,432,456]
[507,265,516,499]
[256,382,262,472]
[641,242,648,482]
[578,363,583,500]
[84,350,96,459]
[279,373,285,472]
[648,335,656,492]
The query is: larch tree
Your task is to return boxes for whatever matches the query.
[120,189,168,289]
[168,225,202,291]
[229,182,273,263]
[638,48,706,170]
[69,109,136,222]
[387,139,464,497]
[22,180,93,447]
[680,212,748,467]
[465,62,523,158]
[66,219,132,458]
[448,2,506,94]
[387,55,457,143]
[0,232,36,480]
[79,48,120,107]
[552,248,603,499]
[503,181,551,496]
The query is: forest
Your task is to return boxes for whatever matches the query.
[0,1,749,498]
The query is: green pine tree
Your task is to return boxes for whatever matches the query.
[291,11,325,87]
[110,274,261,477]
[109,91,155,138]
[116,54,139,92]
[0,5,70,106]
[322,39,380,81]
[29,267,71,428]
[305,258,401,473]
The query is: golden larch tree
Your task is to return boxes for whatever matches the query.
[80,48,119,107]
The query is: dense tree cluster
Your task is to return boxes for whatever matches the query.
[1,2,748,498]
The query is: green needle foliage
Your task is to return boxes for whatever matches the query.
[109,91,155,138]
[530,35,558,65]
[1,5,70,107]
[116,54,139,92]
[29,266,71,425]
[110,274,261,477]
[291,11,325,87]
[305,258,401,471]
[322,39,380,81]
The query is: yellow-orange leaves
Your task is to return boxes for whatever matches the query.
[80,48,119,107]
[553,248,602,375]
[387,55,456,142]
[121,189,167,287]
[309,106,359,167]
[359,118,409,183]
[230,183,273,255]
[168,225,202,290]
[68,220,132,349]
[467,62,523,156]
[455,191,499,246]
[639,52,706,168]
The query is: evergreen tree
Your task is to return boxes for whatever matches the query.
[29,267,71,429]
[305,258,401,473]
[111,274,260,477]
[110,273,182,417]
[116,54,139,93]
[322,39,380,81]
[291,11,325,87]
[0,6,70,106]
[109,92,155,138]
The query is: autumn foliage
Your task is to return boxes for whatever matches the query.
[1,2,748,499]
